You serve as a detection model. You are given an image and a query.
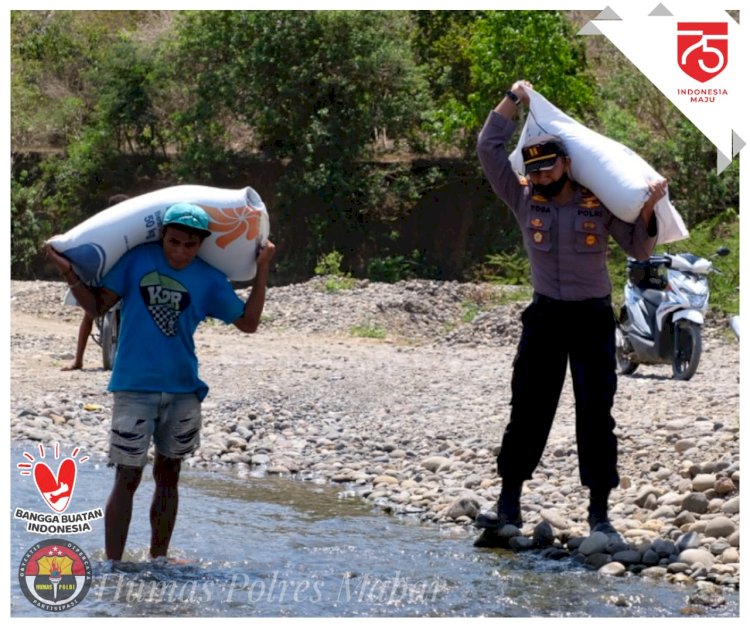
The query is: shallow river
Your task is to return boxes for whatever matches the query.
[10,443,738,618]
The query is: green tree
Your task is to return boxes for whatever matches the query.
[428,11,594,149]
[170,10,433,272]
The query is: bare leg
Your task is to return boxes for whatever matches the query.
[149,452,182,558]
[105,465,144,560]
[62,313,94,371]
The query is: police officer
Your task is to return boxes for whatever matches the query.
[475,79,667,534]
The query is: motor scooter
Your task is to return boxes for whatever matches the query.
[92,304,120,370]
[615,247,729,380]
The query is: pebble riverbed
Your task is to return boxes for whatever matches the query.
[10,278,740,606]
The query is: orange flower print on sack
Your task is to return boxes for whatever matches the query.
[202,205,263,249]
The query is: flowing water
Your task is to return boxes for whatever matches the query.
[10,443,738,618]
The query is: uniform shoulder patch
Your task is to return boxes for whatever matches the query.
[579,187,602,209]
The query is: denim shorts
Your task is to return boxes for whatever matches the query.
[110,391,202,467]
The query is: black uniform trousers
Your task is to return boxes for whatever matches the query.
[497,293,619,493]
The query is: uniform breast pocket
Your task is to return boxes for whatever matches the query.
[574,216,607,253]
[526,214,552,252]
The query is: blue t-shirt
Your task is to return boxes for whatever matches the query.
[102,243,245,400]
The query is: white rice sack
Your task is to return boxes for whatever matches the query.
[48,185,270,284]
[509,87,688,244]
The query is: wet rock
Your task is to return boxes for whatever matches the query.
[599,562,626,577]
[508,536,534,551]
[688,585,726,607]
[579,532,609,556]
[640,566,668,580]
[444,495,481,520]
[612,549,641,566]
[532,521,555,548]
[584,553,612,570]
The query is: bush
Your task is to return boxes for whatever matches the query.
[11,174,48,277]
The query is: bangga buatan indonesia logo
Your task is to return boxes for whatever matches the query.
[15,443,103,534]
[677,22,728,83]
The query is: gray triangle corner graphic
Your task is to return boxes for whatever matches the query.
[649,3,673,17]
[726,10,740,25]
[716,150,731,175]
[595,6,621,20]
[578,22,603,36]
[732,132,745,158]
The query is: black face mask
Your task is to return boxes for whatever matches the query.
[533,171,569,199]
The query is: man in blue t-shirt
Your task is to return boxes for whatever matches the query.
[46,203,275,561]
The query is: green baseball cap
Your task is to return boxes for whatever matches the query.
[163,203,212,238]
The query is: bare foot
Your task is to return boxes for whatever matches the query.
[61,362,82,371]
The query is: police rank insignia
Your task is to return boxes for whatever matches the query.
[585,234,598,246]
[533,231,544,244]
[577,187,600,208]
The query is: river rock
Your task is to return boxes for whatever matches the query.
[579,532,609,556]
[540,508,568,530]
[704,516,736,539]
[720,547,739,564]
[651,539,677,557]
[612,549,641,566]
[599,562,626,577]
[676,531,702,552]
[721,497,739,515]
[682,493,709,514]
[532,521,555,548]
[679,548,715,567]
[714,477,735,495]
[584,553,612,570]
[509,536,535,551]
[373,474,400,486]
[421,456,451,473]
[691,474,716,492]
[444,495,481,520]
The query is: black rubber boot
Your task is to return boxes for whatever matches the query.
[587,488,617,535]
[475,484,522,529]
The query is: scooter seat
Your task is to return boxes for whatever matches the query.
[642,289,668,306]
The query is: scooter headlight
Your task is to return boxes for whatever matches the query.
[687,293,708,309]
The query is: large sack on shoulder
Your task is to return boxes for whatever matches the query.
[48,185,270,284]
[508,88,688,244]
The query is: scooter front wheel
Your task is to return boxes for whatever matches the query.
[615,323,638,375]
[672,320,702,380]
[101,309,119,371]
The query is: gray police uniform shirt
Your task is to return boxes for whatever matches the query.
[477,111,657,302]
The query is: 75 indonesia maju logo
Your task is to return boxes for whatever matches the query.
[677,22,728,83]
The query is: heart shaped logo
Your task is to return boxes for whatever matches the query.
[33,458,76,513]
